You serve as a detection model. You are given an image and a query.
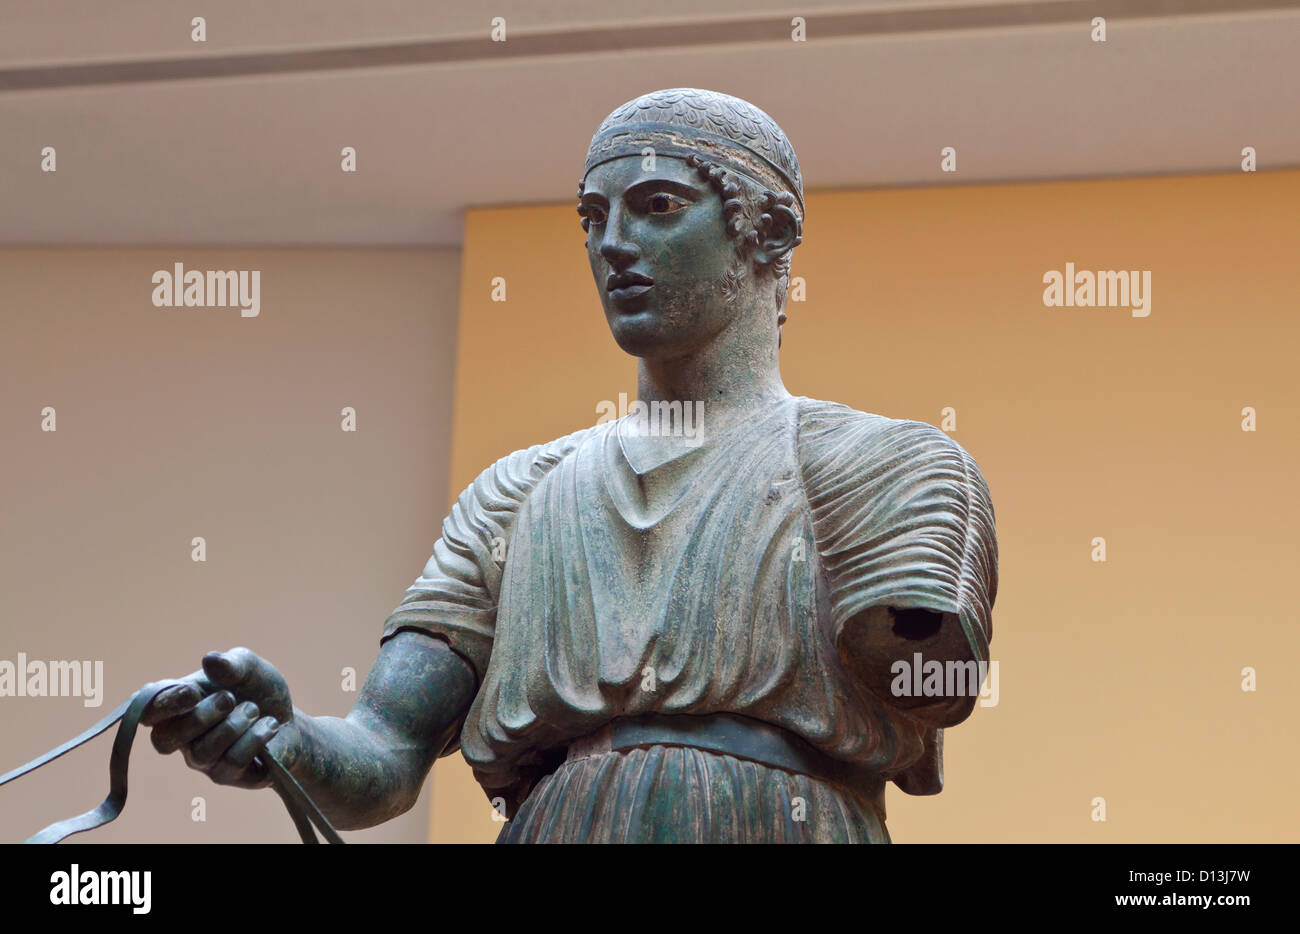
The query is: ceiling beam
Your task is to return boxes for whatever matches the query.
[3,0,1296,93]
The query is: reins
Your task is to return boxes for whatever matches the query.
[0,680,343,844]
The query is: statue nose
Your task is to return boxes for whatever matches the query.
[600,240,639,269]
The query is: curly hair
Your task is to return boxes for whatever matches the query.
[683,153,801,327]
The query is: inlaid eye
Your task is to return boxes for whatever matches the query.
[585,205,608,225]
[647,194,686,215]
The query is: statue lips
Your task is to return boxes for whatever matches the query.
[607,271,654,304]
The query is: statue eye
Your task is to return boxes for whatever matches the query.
[584,205,607,226]
[647,193,686,215]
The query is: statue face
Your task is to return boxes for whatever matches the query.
[581,155,748,359]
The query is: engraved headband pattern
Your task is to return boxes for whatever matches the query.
[583,88,805,214]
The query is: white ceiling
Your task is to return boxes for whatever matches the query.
[1,0,1296,245]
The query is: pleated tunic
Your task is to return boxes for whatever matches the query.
[382,396,998,843]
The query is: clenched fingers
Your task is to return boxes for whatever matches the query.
[140,681,202,727]
[207,716,280,787]
[150,690,235,754]
[186,701,261,768]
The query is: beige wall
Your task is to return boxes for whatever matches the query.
[0,246,460,843]
[431,170,1300,843]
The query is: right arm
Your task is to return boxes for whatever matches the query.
[145,631,476,831]
[147,439,582,830]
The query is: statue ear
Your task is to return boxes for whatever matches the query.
[754,202,802,267]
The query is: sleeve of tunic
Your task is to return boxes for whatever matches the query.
[798,400,998,795]
[381,428,590,684]
[798,400,998,668]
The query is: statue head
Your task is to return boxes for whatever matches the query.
[578,89,804,360]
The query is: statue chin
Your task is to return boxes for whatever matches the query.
[604,308,678,358]
[604,295,743,361]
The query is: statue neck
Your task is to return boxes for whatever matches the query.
[635,318,790,432]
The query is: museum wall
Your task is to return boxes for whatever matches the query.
[0,246,461,843]
[432,169,1300,843]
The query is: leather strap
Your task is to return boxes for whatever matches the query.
[0,680,343,844]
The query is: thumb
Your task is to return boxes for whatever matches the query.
[202,647,293,722]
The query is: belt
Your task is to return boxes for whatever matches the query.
[566,712,886,817]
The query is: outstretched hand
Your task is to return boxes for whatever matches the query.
[142,647,294,788]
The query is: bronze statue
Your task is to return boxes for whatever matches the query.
[142,88,998,843]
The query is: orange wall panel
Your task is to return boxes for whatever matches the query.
[431,171,1299,843]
